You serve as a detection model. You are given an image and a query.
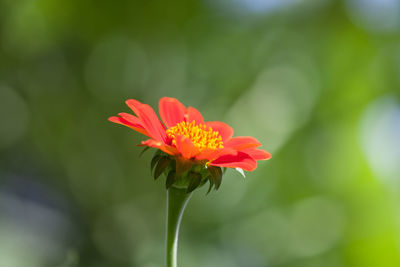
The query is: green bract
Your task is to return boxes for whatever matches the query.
[149,150,224,194]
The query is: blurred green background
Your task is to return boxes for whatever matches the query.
[1,0,400,266]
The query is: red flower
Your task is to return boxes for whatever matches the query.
[109,97,271,171]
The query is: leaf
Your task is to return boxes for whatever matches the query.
[139,146,151,157]
[235,167,245,178]
[187,172,202,193]
[165,171,176,189]
[208,166,222,190]
[154,157,171,180]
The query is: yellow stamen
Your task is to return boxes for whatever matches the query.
[166,121,224,151]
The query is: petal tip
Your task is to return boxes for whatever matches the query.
[108,116,119,122]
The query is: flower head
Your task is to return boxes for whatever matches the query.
[109,97,271,192]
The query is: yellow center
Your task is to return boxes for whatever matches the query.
[166,121,224,151]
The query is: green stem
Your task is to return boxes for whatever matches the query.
[166,187,192,267]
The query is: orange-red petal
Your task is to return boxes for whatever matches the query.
[224,136,261,151]
[159,97,187,128]
[124,99,168,142]
[108,116,150,137]
[185,107,204,124]
[125,99,144,116]
[210,151,257,171]
[242,148,271,160]
[175,135,200,159]
[135,103,168,143]
[140,139,178,156]
[118,112,145,128]
[195,147,237,161]
[205,121,234,141]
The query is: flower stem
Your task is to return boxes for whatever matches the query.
[166,187,192,267]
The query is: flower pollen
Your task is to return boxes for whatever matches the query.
[166,121,224,151]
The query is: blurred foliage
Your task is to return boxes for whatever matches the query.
[1,0,400,266]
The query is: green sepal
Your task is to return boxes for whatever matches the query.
[154,157,171,180]
[139,146,151,157]
[199,175,208,187]
[206,178,214,195]
[166,171,176,189]
[175,157,193,177]
[186,172,202,193]
[150,155,161,174]
[208,166,222,190]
